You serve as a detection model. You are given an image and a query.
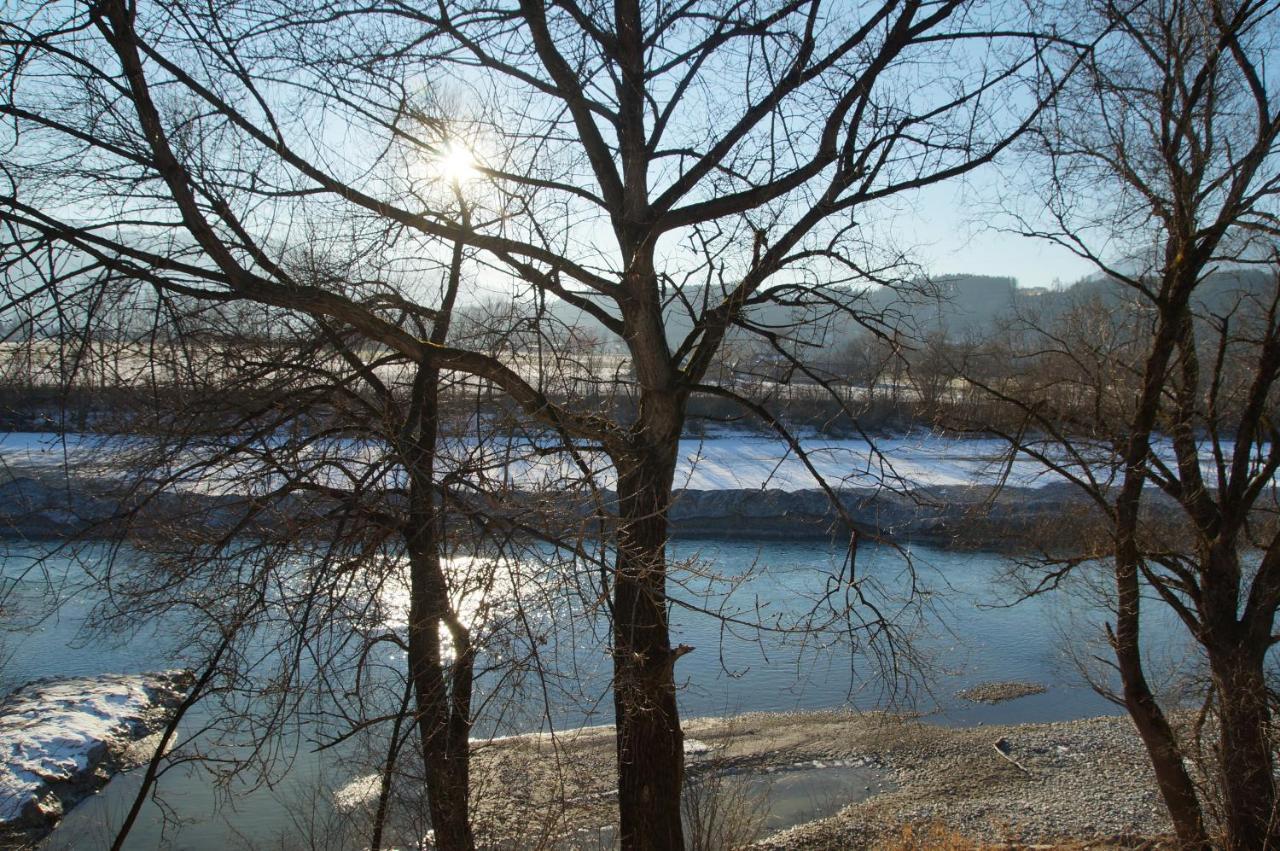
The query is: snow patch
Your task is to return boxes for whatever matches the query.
[683,738,712,756]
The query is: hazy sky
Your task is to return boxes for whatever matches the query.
[896,169,1100,290]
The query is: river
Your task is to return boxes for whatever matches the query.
[1,536,1190,849]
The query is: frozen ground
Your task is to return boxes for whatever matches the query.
[0,430,1246,493]
[0,672,189,828]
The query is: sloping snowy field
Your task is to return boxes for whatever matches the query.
[0,672,187,826]
[0,431,1246,493]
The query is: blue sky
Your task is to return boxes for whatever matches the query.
[902,170,1099,290]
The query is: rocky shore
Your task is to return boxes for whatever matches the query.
[749,712,1170,848]
[440,710,1171,848]
[2,677,1171,849]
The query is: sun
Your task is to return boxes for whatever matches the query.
[434,141,478,183]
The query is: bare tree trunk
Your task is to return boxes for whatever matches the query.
[1110,298,1209,849]
[370,679,415,851]
[612,441,687,851]
[402,229,475,851]
[110,635,230,851]
[406,501,476,851]
[1113,544,1209,849]
[405,340,476,850]
[1210,641,1278,849]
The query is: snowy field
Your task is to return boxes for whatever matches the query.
[672,433,1054,490]
[0,430,1249,493]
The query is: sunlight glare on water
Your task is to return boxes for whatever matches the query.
[373,553,528,659]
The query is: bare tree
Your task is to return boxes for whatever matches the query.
[979,1,1280,845]
[1,1,1060,847]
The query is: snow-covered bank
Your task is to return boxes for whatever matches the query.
[0,671,193,842]
[0,430,1235,547]
[0,471,1115,548]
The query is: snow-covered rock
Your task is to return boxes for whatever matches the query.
[0,670,192,838]
[683,738,712,756]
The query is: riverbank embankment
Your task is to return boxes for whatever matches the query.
[0,430,1205,551]
[0,466,1148,552]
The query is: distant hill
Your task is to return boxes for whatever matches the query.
[539,267,1273,350]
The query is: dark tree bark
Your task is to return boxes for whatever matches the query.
[403,235,476,851]
[1210,640,1277,850]
[611,436,686,849]
[1202,540,1280,849]
[1109,296,1210,848]
[370,680,415,851]
[1114,541,1208,848]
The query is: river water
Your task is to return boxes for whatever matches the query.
[1,537,1190,849]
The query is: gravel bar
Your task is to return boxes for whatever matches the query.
[749,712,1171,848]
[465,710,1170,848]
